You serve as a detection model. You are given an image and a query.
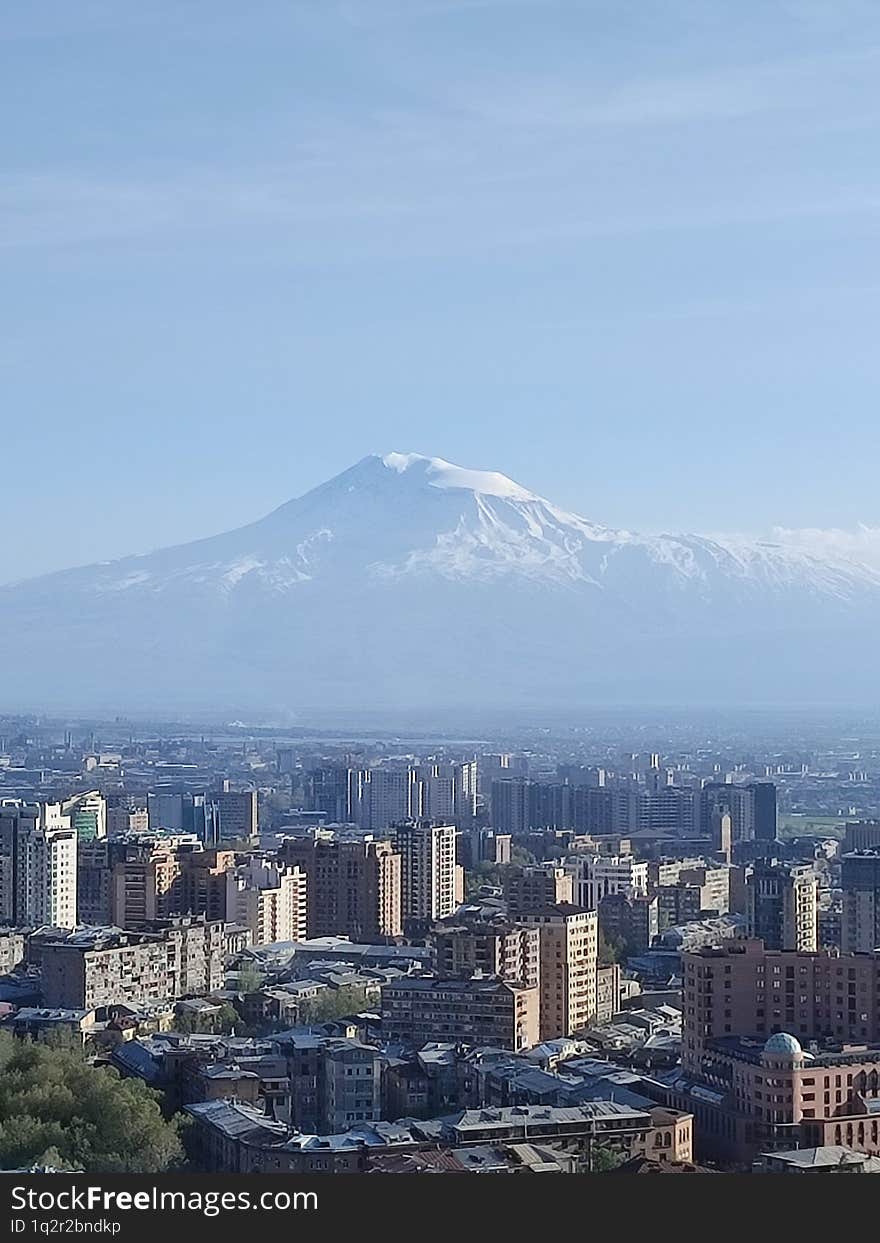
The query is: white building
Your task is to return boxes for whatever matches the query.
[569,853,648,911]
[0,800,78,928]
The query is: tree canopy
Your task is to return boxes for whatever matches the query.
[299,986,373,1023]
[0,1033,185,1173]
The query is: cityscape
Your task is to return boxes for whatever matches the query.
[3,0,880,1200]
[2,710,880,1175]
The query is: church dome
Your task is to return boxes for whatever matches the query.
[763,1032,803,1060]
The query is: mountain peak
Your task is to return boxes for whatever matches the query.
[376,451,539,502]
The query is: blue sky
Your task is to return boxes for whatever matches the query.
[3,0,880,581]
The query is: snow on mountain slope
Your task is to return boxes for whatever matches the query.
[1,452,879,711]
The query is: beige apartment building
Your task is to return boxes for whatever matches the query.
[280,835,402,940]
[178,849,237,922]
[394,820,457,925]
[381,975,539,1052]
[669,939,880,1165]
[111,846,181,928]
[523,904,598,1040]
[504,863,573,919]
[226,859,307,946]
[429,920,540,989]
[40,916,225,1010]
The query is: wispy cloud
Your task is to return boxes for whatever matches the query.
[772,525,880,570]
[453,44,880,129]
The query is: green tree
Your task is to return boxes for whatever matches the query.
[174,1004,243,1036]
[235,964,267,994]
[299,987,373,1023]
[591,1145,626,1171]
[597,925,628,965]
[0,1033,184,1173]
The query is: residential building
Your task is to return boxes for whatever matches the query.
[490,778,531,835]
[670,940,880,1163]
[700,782,777,845]
[841,852,880,953]
[62,791,107,841]
[303,768,352,823]
[177,848,236,922]
[280,835,402,940]
[523,905,598,1040]
[430,920,540,989]
[598,892,660,954]
[746,861,818,951]
[393,820,456,925]
[596,962,622,1024]
[226,859,307,946]
[40,917,225,1009]
[111,844,181,928]
[504,864,573,918]
[381,976,539,1052]
[218,790,258,842]
[350,769,416,830]
[321,1039,383,1133]
[0,801,77,929]
[572,853,648,911]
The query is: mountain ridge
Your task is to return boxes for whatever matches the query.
[1,451,879,712]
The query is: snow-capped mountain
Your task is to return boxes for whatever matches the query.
[2,452,879,713]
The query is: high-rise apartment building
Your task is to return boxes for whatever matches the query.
[745,860,818,951]
[111,844,182,928]
[177,848,236,922]
[304,768,352,822]
[393,820,456,925]
[429,920,540,989]
[226,859,307,946]
[490,778,530,836]
[700,782,777,844]
[523,905,598,1040]
[280,835,402,940]
[504,864,573,918]
[350,769,416,830]
[841,851,880,953]
[76,838,119,925]
[0,801,78,929]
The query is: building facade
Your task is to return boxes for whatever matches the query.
[280,835,402,941]
[381,976,539,1052]
[523,905,598,1041]
[0,800,77,929]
